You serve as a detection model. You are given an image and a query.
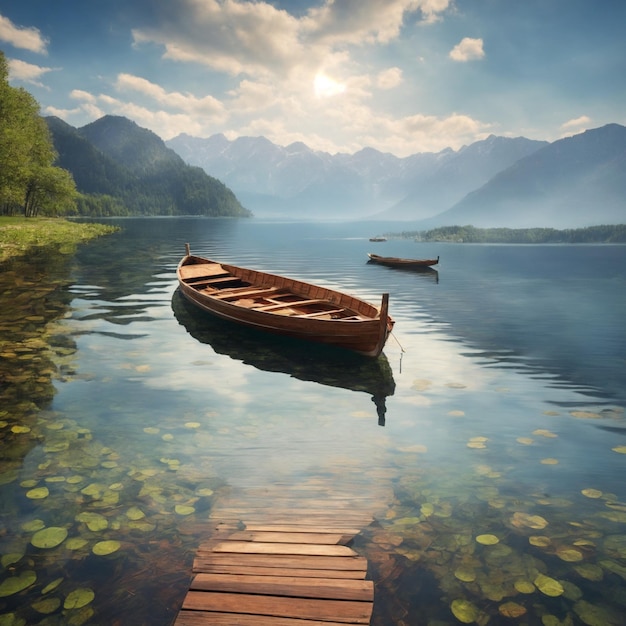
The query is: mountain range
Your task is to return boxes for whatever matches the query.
[167,123,626,227]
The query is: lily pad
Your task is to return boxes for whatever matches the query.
[21,519,46,533]
[32,597,61,614]
[0,554,23,568]
[63,588,95,609]
[454,567,477,582]
[511,512,548,529]
[0,571,37,597]
[25,487,49,500]
[450,598,479,623]
[125,506,145,521]
[514,579,535,594]
[174,505,195,516]
[529,535,551,547]
[582,488,603,498]
[31,527,68,549]
[92,540,120,556]
[75,512,108,532]
[534,573,564,597]
[556,547,584,562]
[476,534,499,545]
[42,577,64,594]
[573,599,623,626]
[66,538,89,551]
[498,601,527,618]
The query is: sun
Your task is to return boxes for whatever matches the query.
[314,73,346,98]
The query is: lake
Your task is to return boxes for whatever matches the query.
[1,217,625,625]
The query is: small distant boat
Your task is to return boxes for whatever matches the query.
[367,253,439,268]
[177,245,394,357]
[369,237,387,242]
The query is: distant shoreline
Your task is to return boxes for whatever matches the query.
[385,224,626,244]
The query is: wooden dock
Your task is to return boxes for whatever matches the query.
[172,473,394,624]
[174,516,375,625]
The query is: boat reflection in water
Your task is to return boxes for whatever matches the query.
[172,289,395,425]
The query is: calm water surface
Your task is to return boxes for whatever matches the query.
[1,218,625,625]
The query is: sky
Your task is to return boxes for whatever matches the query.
[1,0,624,157]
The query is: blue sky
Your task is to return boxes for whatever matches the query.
[1,0,624,156]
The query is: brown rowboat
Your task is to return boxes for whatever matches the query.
[367,253,439,268]
[177,245,394,357]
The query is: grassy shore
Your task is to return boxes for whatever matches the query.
[0,217,119,263]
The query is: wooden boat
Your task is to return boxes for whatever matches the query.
[177,245,394,357]
[368,253,439,268]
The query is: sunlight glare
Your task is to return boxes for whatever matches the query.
[314,73,346,98]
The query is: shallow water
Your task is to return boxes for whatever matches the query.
[1,218,625,625]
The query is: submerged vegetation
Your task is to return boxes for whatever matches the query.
[392,224,626,243]
[0,217,119,263]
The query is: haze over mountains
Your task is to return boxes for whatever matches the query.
[168,123,626,228]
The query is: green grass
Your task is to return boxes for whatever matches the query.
[0,217,119,263]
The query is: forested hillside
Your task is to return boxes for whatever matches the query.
[46,116,251,217]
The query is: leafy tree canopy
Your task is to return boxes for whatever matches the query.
[0,51,77,217]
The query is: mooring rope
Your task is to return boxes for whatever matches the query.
[390,331,405,353]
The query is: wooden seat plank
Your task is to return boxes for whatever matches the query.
[182,591,373,623]
[190,573,373,601]
[212,541,357,557]
[297,308,347,318]
[179,263,226,280]
[213,286,281,300]
[255,298,327,312]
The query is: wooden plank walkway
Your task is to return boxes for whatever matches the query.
[174,517,374,625]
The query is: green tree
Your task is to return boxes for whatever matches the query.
[0,50,77,216]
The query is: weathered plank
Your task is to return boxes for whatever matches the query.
[191,563,368,579]
[190,573,373,601]
[226,531,346,545]
[212,541,357,557]
[182,591,373,623]
[242,523,362,536]
[193,553,368,574]
[175,611,362,625]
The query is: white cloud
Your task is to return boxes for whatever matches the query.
[115,73,226,118]
[560,115,592,135]
[376,67,403,90]
[449,37,485,62]
[7,58,55,87]
[302,0,451,44]
[0,14,48,54]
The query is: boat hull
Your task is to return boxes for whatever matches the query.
[367,253,439,268]
[177,251,394,357]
